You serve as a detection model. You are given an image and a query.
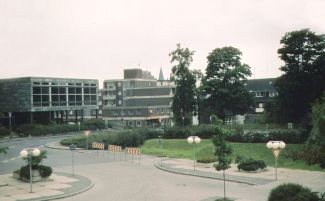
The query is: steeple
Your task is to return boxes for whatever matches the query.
[158,67,165,81]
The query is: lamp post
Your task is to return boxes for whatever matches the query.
[78,122,80,132]
[158,135,164,165]
[20,148,41,193]
[266,141,286,180]
[9,112,12,139]
[84,130,91,151]
[187,136,201,171]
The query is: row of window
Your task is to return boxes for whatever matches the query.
[33,82,97,87]
[112,108,170,116]
[255,91,278,97]
[33,86,96,95]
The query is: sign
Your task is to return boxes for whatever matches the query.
[69,144,76,151]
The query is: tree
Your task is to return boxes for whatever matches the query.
[212,127,233,201]
[305,94,325,168]
[201,46,253,121]
[273,29,325,124]
[169,44,199,126]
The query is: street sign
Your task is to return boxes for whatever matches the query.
[69,144,76,151]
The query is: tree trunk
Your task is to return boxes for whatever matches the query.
[223,170,226,201]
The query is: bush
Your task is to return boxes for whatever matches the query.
[19,164,52,180]
[268,183,323,201]
[236,156,266,171]
[38,165,53,177]
[0,126,10,137]
[227,129,307,144]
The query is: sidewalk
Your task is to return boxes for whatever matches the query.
[0,172,93,201]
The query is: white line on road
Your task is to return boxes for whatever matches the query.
[2,160,8,163]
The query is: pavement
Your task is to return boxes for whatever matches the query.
[1,140,325,201]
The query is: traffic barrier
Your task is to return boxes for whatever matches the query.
[125,147,141,163]
[108,145,122,160]
[92,142,105,156]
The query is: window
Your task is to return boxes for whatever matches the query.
[259,103,264,108]
[118,82,121,87]
[118,91,122,96]
[99,110,102,115]
[113,111,118,115]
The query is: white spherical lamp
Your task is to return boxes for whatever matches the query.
[194,136,201,144]
[187,136,194,144]
[20,149,28,158]
[32,148,41,156]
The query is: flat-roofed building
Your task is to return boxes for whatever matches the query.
[102,69,175,128]
[0,77,99,125]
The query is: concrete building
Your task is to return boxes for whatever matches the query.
[102,69,175,128]
[0,77,99,126]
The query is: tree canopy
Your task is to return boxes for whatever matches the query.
[273,29,325,124]
[201,46,253,120]
[169,44,199,126]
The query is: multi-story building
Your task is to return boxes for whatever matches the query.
[0,77,99,125]
[244,78,278,113]
[102,69,175,128]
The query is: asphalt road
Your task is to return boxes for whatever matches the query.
[0,137,276,201]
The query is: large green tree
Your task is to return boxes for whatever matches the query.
[169,44,199,126]
[273,29,325,124]
[201,46,253,120]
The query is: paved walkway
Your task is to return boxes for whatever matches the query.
[0,172,93,201]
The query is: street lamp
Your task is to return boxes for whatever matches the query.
[266,141,286,180]
[158,135,164,165]
[84,130,91,151]
[20,148,41,193]
[187,136,201,171]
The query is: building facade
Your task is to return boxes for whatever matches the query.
[0,77,99,125]
[102,69,175,128]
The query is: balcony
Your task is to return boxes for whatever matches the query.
[103,95,116,100]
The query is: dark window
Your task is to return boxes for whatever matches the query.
[42,95,49,102]
[68,87,76,94]
[52,95,59,102]
[33,87,41,94]
[33,82,40,85]
[90,87,96,94]
[33,95,41,102]
[91,95,96,101]
[59,87,66,94]
[84,95,90,101]
[52,87,59,94]
[42,82,49,85]
[41,87,49,94]
[76,83,82,86]
[60,95,66,101]
[84,88,90,94]
[76,95,82,101]
[76,87,82,94]
[68,95,75,101]
[91,83,96,87]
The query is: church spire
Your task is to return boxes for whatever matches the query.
[158,67,165,81]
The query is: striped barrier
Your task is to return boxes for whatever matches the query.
[108,145,122,160]
[92,142,105,156]
[125,147,141,163]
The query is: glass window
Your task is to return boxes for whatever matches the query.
[33,95,41,102]
[84,88,90,94]
[68,87,76,94]
[76,87,82,94]
[52,95,59,102]
[69,95,75,101]
[33,87,41,94]
[90,87,96,94]
[76,95,82,101]
[52,87,59,94]
[60,95,66,101]
[84,95,90,101]
[41,87,49,94]
[59,87,66,94]
[42,95,49,102]
[91,95,96,101]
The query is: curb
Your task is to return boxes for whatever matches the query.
[154,162,258,186]
[19,172,94,201]
[0,133,83,144]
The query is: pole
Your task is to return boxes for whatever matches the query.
[29,154,33,193]
[223,170,226,201]
[275,157,278,180]
[72,150,75,176]
[86,135,88,151]
[9,112,12,139]
[193,143,196,171]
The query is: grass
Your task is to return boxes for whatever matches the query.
[140,139,325,171]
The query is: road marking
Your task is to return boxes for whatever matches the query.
[10,157,16,161]
[2,160,8,163]
[8,146,15,149]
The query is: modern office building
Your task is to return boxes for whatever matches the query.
[102,68,175,128]
[0,77,99,125]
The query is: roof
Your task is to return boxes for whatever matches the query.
[244,78,277,92]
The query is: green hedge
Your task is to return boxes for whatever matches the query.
[0,126,10,137]
[268,183,324,201]
[163,125,307,144]
[15,119,106,136]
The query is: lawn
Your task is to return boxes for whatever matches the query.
[140,139,324,171]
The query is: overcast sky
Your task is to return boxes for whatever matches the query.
[0,0,324,87]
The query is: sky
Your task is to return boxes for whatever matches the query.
[0,0,325,87]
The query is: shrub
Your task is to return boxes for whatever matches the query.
[268,183,322,201]
[0,126,10,137]
[38,165,53,177]
[236,156,266,171]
